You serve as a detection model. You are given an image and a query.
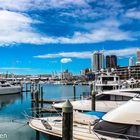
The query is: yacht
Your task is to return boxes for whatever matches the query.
[95,71,121,92]
[0,81,22,95]
[52,91,136,112]
[93,95,140,139]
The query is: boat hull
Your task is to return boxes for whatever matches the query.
[0,86,22,95]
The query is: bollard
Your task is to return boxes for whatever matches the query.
[62,100,73,140]
[73,84,76,101]
[91,90,96,111]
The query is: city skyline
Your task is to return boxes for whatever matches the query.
[0,0,140,74]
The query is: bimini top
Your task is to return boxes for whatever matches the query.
[103,95,140,125]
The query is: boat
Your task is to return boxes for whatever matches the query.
[29,111,103,140]
[95,71,121,92]
[0,81,22,95]
[52,91,136,112]
[93,95,140,139]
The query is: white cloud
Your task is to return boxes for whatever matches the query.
[0,2,138,45]
[0,0,89,11]
[105,48,139,57]
[60,58,72,63]
[34,51,92,59]
[34,47,139,59]
[125,9,140,19]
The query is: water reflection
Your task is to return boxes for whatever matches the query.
[0,93,21,110]
[0,85,89,140]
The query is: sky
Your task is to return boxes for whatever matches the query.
[0,0,140,75]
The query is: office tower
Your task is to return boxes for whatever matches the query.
[136,50,140,65]
[129,57,134,66]
[92,51,104,71]
[106,55,117,70]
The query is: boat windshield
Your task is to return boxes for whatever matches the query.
[93,120,140,139]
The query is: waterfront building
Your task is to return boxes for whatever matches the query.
[106,55,117,70]
[92,51,104,72]
[129,57,134,66]
[115,65,140,80]
[61,69,73,80]
[136,50,140,65]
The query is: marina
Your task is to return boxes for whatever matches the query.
[0,0,140,140]
[0,83,91,140]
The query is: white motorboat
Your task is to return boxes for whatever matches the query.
[93,95,140,139]
[29,111,101,140]
[52,91,136,112]
[0,81,22,95]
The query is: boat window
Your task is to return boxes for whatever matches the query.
[102,77,114,81]
[96,94,131,101]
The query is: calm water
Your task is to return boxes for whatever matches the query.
[0,84,90,140]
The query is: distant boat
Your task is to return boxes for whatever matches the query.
[0,81,22,95]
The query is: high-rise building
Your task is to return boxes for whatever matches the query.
[92,51,104,71]
[136,50,140,65]
[129,57,134,66]
[106,55,117,70]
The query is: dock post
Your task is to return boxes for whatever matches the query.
[20,82,23,92]
[26,83,28,92]
[90,83,93,96]
[35,90,39,118]
[62,100,73,140]
[41,86,43,108]
[91,90,96,111]
[73,84,76,101]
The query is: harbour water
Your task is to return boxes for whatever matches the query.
[0,84,90,140]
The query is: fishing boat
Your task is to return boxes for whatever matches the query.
[93,95,140,139]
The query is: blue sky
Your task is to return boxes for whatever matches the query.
[0,0,140,75]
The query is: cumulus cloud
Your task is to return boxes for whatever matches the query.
[60,58,72,63]
[34,47,139,59]
[0,0,139,45]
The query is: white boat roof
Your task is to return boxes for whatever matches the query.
[103,96,140,125]
[101,90,137,97]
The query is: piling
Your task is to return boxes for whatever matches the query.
[91,90,96,111]
[90,83,93,96]
[34,90,39,118]
[40,86,44,117]
[20,82,23,92]
[25,83,28,92]
[73,84,76,101]
[62,100,73,140]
